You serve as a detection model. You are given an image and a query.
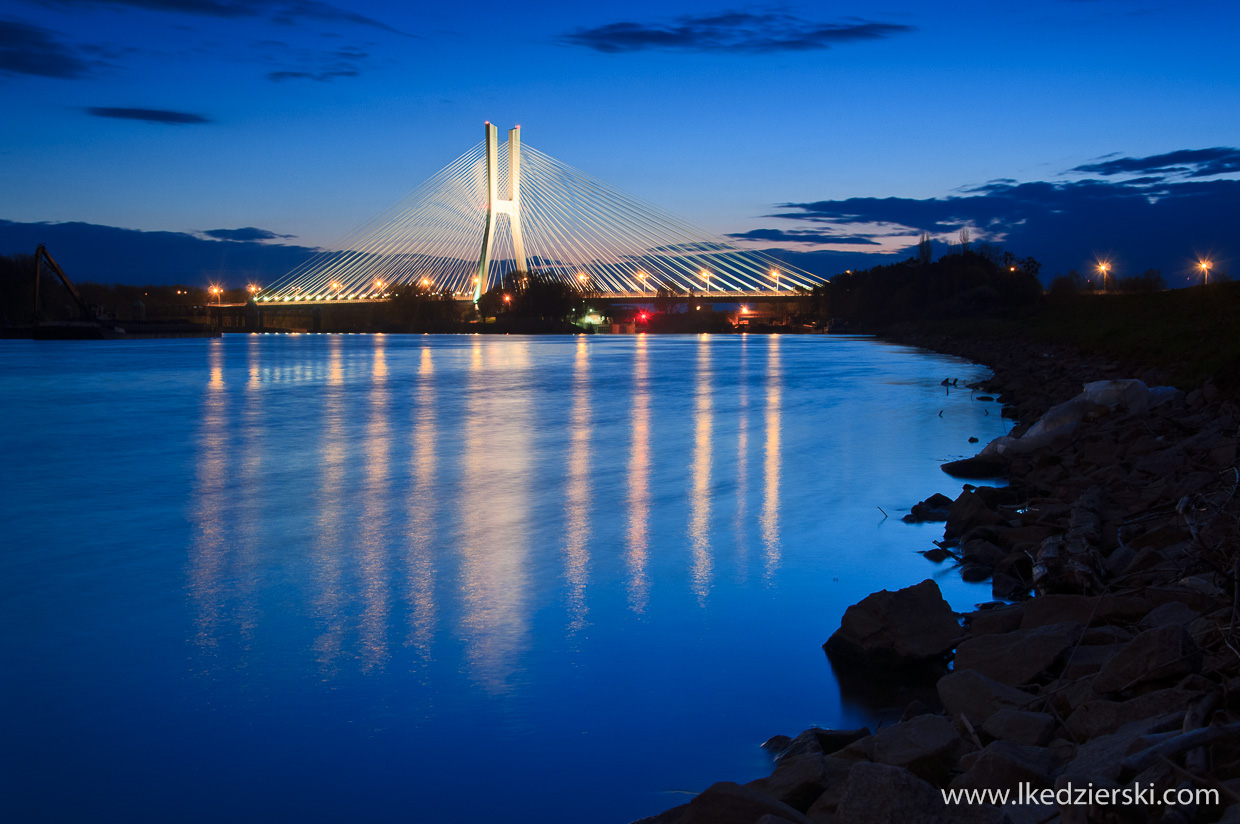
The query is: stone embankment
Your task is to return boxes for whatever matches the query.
[635,336,1240,824]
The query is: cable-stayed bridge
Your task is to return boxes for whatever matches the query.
[260,123,825,304]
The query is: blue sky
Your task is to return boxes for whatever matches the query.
[2,0,1237,285]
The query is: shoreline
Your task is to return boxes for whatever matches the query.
[635,330,1240,823]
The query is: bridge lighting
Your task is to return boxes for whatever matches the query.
[248,284,258,293]
[771,269,780,291]
[701,270,710,291]
[421,278,430,286]
[1198,259,1212,284]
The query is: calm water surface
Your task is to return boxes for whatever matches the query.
[1,333,1004,823]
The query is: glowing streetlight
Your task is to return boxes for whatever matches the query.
[1198,259,1212,284]
[1096,262,1111,291]
[247,283,259,294]
[771,269,780,291]
[637,271,647,292]
[210,286,222,305]
[503,293,512,304]
[701,269,710,292]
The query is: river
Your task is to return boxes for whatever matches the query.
[1,333,1003,823]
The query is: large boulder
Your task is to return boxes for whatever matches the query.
[953,621,1082,686]
[937,669,1039,724]
[666,782,816,824]
[869,713,963,784]
[1092,625,1201,694]
[834,763,1004,824]
[949,740,1060,792]
[824,579,961,669]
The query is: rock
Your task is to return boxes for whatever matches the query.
[1092,625,1201,694]
[938,669,1039,724]
[762,735,793,757]
[960,563,992,582]
[869,714,963,783]
[941,456,1009,480]
[945,491,1006,538]
[1138,601,1201,630]
[953,621,1082,686]
[781,727,871,759]
[948,740,1060,792]
[904,493,955,523]
[835,763,1003,824]
[671,781,816,824]
[1058,643,1121,681]
[920,547,955,563]
[980,710,1056,747]
[966,605,1024,637]
[746,753,840,812]
[961,539,1007,568]
[824,580,961,670]
[1065,688,1199,740]
[1062,713,1179,782]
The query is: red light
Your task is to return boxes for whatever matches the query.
[639,312,647,320]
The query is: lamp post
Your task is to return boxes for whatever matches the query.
[1097,262,1110,292]
[701,269,710,293]
[772,269,780,292]
[1198,259,1212,285]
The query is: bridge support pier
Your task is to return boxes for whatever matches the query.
[474,122,526,303]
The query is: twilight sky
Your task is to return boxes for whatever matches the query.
[2,0,1237,285]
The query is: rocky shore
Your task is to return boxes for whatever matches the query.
[634,334,1240,824]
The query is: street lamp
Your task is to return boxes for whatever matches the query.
[1198,259,1212,285]
[771,269,780,292]
[210,286,222,305]
[1097,262,1110,292]
[701,269,710,292]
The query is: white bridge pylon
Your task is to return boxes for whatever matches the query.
[476,122,525,303]
[261,122,826,303]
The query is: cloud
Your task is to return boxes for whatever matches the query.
[560,12,912,54]
[0,17,94,78]
[268,68,356,81]
[727,227,881,246]
[0,218,320,285]
[202,227,294,242]
[85,106,210,123]
[763,158,1239,281]
[1070,147,1240,179]
[24,0,407,35]
[261,41,368,81]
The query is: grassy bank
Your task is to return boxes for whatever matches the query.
[888,280,1240,392]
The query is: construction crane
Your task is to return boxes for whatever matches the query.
[33,244,94,323]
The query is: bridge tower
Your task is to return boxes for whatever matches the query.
[474,122,527,303]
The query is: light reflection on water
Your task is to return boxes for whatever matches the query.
[1,333,1001,824]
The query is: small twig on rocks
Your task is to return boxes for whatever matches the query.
[958,713,984,751]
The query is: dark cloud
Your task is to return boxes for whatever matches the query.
[765,162,1239,282]
[25,0,407,35]
[727,227,881,246]
[0,17,94,78]
[560,12,912,54]
[260,39,367,81]
[202,227,294,242]
[268,68,356,81]
[0,219,319,285]
[86,106,210,123]
[1071,147,1240,179]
